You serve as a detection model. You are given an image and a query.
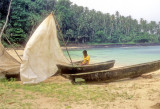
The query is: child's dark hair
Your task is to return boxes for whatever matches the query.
[83,50,87,54]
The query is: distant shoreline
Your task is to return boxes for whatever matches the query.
[62,43,160,50]
[5,43,160,50]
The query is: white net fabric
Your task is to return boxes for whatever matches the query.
[0,42,20,78]
[20,14,70,84]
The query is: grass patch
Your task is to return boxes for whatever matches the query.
[0,78,135,108]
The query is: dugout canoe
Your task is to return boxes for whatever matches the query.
[63,60,160,83]
[57,60,115,74]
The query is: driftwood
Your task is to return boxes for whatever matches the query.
[63,60,160,83]
[57,60,115,74]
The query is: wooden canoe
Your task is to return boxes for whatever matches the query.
[63,60,160,83]
[57,60,115,74]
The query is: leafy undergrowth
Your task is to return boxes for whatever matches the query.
[0,78,134,108]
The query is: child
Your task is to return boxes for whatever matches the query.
[81,50,90,65]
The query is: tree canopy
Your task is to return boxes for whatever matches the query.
[0,0,160,45]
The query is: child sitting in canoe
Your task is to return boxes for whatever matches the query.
[81,50,90,65]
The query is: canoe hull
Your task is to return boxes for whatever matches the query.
[57,60,115,74]
[63,60,160,83]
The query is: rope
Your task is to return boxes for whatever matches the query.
[0,0,22,63]
[52,12,73,65]
[4,36,23,62]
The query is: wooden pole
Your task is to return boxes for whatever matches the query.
[52,12,73,65]
[0,0,22,62]
[0,0,12,40]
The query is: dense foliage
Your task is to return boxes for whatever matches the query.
[0,0,160,45]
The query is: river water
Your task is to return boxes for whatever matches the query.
[64,46,160,67]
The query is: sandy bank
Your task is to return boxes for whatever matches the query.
[61,43,160,50]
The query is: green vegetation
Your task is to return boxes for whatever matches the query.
[0,78,134,108]
[0,0,160,45]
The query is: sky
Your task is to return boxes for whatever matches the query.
[70,0,160,22]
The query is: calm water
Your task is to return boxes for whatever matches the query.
[64,46,160,67]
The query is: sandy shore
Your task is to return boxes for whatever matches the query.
[61,43,160,50]
[42,71,160,109]
[5,49,160,109]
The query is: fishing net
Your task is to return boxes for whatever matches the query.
[20,14,70,84]
[0,42,20,78]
